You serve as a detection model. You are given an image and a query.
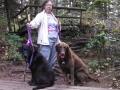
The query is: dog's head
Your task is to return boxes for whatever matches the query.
[19,44,32,61]
[56,42,71,59]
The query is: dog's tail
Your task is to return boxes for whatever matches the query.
[88,74,100,83]
[82,70,100,83]
[32,81,54,90]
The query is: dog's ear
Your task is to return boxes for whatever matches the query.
[55,43,60,52]
[19,46,22,53]
[66,44,72,57]
[66,44,69,53]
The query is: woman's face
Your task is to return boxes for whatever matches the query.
[45,1,53,14]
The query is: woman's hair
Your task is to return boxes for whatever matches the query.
[41,0,54,11]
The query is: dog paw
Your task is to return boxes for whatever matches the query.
[80,82,86,86]
[28,80,31,84]
[80,83,84,86]
[28,81,36,86]
[70,83,74,86]
[96,79,100,83]
[32,87,37,90]
[67,81,74,86]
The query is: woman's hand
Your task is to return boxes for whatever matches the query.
[26,23,32,28]
[58,22,61,26]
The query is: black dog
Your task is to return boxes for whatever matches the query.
[19,44,55,90]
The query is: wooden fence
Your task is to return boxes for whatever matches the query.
[8,5,86,36]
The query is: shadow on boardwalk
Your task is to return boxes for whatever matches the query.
[0,80,119,90]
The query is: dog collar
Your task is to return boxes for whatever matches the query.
[58,55,65,64]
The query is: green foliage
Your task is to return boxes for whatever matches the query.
[87,60,100,73]
[0,16,8,26]
[2,33,23,61]
[83,30,108,55]
[111,20,120,34]
[0,31,6,43]
[56,9,81,40]
[94,0,111,4]
[62,19,81,40]
[87,58,115,73]
[11,24,19,32]
[5,0,21,18]
[82,19,91,26]
[63,25,80,40]
[82,11,107,28]
[0,16,8,43]
[94,0,111,7]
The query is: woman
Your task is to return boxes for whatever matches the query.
[27,0,61,69]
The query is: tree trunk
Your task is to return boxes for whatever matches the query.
[4,0,12,31]
[34,0,41,14]
[20,0,24,9]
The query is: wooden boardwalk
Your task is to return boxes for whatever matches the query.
[0,80,118,90]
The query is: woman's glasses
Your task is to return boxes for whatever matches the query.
[46,4,52,7]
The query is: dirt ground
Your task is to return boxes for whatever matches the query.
[0,45,120,90]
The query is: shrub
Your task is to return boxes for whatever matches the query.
[2,33,23,61]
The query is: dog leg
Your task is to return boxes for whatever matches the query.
[76,72,86,85]
[87,74,100,83]
[84,70,100,83]
[70,66,74,86]
[63,72,68,84]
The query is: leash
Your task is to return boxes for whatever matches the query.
[23,25,34,82]
[57,23,62,38]
[26,25,35,68]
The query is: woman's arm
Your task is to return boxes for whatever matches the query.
[27,13,42,29]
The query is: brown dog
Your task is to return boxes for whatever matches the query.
[56,42,100,86]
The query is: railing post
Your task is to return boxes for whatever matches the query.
[13,19,16,32]
[80,11,82,28]
[26,8,29,22]
[17,16,20,30]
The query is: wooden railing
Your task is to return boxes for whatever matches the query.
[9,5,86,36]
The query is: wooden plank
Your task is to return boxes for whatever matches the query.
[10,5,86,19]
[42,85,115,90]
[56,16,80,19]
[0,80,118,90]
[31,14,80,19]
[0,80,33,90]
[18,17,27,24]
